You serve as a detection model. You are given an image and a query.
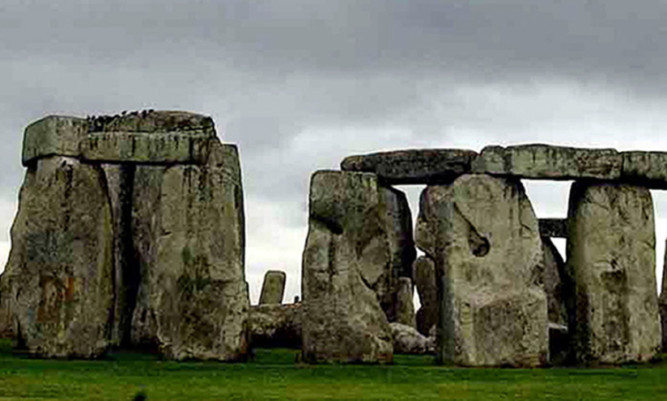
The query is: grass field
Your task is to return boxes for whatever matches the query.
[0,339,665,400]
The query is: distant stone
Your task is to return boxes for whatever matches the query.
[542,237,567,327]
[390,322,434,355]
[472,144,622,181]
[249,303,301,348]
[394,277,416,327]
[566,182,660,364]
[130,140,249,361]
[539,218,567,238]
[376,186,416,321]
[301,170,393,364]
[22,116,87,166]
[259,271,287,305]
[413,256,437,336]
[294,296,300,303]
[416,174,548,367]
[6,156,114,358]
[341,149,477,185]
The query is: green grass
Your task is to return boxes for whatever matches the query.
[0,339,665,400]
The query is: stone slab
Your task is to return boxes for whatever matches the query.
[22,116,88,166]
[341,149,478,185]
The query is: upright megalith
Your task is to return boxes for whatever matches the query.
[5,111,249,360]
[130,140,248,361]
[413,256,437,335]
[394,277,416,327]
[565,182,660,364]
[416,174,548,367]
[542,237,567,328]
[259,270,287,305]
[661,243,667,351]
[5,155,114,358]
[301,170,393,364]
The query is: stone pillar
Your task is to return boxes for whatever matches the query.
[394,277,416,327]
[5,155,114,358]
[0,273,13,338]
[130,140,249,361]
[413,255,437,335]
[301,170,393,364]
[259,270,286,305]
[662,240,667,352]
[565,182,660,364]
[416,174,548,367]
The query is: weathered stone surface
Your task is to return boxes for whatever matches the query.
[472,144,622,181]
[662,241,667,352]
[341,149,478,185]
[5,156,114,357]
[301,170,393,364]
[390,322,434,355]
[416,174,548,367]
[413,256,437,335]
[377,186,416,321]
[22,116,87,166]
[130,140,249,361]
[539,218,567,238]
[249,303,301,348]
[621,151,667,188]
[86,110,215,134]
[259,270,286,305]
[542,237,567,327]
[394,277,416,327]
[565,182,660,364]
[0,273,13,338]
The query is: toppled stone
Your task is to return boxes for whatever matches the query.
[259,270,287,305]
[413,256,437,336]
[5,156,114,358]
[22,116,87,166]
[472,144,622,181]
[539,218,567,238]
[416,174,548,367]
[542,237,567,327]
[130,140,249,361]
[301,170,393,364]
[394,277,416,327]
[249,303,301,348]
[565,182,660,364]
[390,322,434,355]
[341,149,478,185]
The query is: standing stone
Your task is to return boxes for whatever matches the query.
[542,237,567,327]
[301,170,393,364]
[416,174,548,367]
[259,270,286,305]
[5,156,114,358]
[413,256,437,335]
[394,277,416,327]
[0,272,13,338]
[130,140,249,361]
[566,182,661,364]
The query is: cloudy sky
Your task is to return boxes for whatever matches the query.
[2,0,667,302]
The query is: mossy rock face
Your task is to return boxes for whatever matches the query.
[5,156,114,358]
[130,140,249,361]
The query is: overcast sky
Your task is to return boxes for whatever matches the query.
[2,0,667,303]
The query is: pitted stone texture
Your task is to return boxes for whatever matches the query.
[566,182,660,364]
[249,303,302,348]
[390,322,434,355]
[394,277,416,327]
[259,270,287,305]
[539,218,567,238]
[472,144,622,181]
[130,140,249,361]
[377,186,416,321]
[416,175,548,367]
[621,151,667,188]
[302,171,393,364]
[0,273,13,338]
[413,256,437,335]
[22,116,87,166]
[341,149,477,185]
[5,156,114,358]
[542,237,567,327]
[86,110,215,134]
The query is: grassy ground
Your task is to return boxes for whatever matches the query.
[0,339,665,401]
